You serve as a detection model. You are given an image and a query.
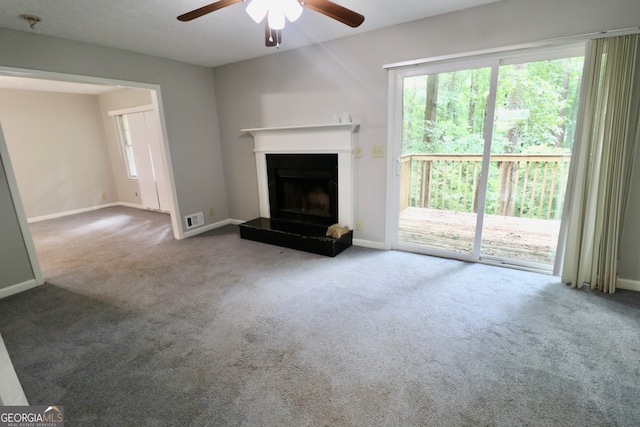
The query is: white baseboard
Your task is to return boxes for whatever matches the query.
[617,278,640,292]
[353,239,387,250]
[27,203,122,223]
[182,218,234,238]
[26,202,168,224]
[229,219,245,225]
[0,279,40,300]
[0,333,28,406]
[118,202,148,210]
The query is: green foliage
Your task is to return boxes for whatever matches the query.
[402,57,584,156]
[402,55,584,220]
[493,58,584,153]
[403,67,491,154]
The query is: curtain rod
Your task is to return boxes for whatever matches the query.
[383,26,640,70]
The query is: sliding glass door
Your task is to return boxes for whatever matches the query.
[398,64,494,256]
[481,57,584,265]
[393,45,585,271]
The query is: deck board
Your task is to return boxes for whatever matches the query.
[398,207,560,265]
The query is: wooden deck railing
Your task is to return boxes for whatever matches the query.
[400,153,571,220]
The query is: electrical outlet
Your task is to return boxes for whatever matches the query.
[356,220,363,230]
[209,208,214,216]
[372,146,384,158]
[354,146,363,158]
[101,192,107,200]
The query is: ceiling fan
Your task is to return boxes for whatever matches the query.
[178,0,365,47]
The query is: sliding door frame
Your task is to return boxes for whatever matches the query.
[387,59,499,263]
[385,43,586,272]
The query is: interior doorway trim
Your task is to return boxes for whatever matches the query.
[0,65,183,240]
[0,124,43,290]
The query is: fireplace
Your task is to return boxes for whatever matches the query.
[238,123,357,256]
[267,154,338,226]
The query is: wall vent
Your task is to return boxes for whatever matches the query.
[185,212,204,229]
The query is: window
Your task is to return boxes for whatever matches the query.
[116,115,137,179]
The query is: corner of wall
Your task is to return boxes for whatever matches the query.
[0,333,29,405]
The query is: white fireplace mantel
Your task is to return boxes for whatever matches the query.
[242,123,358,228]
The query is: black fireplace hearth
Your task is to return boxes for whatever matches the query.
[239,217,352,257]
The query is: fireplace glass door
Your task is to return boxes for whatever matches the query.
[267,154,338,226]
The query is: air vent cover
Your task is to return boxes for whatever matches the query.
[185,212,204,229]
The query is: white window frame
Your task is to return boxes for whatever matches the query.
[109,104,155,181]
[114,114,138,179]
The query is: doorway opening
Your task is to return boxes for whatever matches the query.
[0,66,180,287]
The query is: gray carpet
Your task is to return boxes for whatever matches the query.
[1,206,639,426]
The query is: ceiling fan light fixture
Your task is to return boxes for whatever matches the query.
[246,0,269,23]
[247,0,303,27]
[267,9,286,30]
[282,0,303,22]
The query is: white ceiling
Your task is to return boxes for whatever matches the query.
[1,0,502,69]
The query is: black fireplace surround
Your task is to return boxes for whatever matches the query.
[267,154,338,226]
[239,153,353,256]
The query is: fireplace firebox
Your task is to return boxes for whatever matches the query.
[267,154,338,226]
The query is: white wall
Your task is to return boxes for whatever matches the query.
[0,121,37,298]
[0,152,33,288]
[0,89,117,219]
[213,0,640,254]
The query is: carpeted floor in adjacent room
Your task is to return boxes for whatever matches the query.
[1,206,639,426]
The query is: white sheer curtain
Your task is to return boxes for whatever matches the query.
[561,34,640,293]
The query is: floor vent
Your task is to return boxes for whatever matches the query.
[185,212,204,229]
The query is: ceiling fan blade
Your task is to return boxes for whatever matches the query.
[177,0,244,22]
[302,0,365,28]
[265,21,282,47]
